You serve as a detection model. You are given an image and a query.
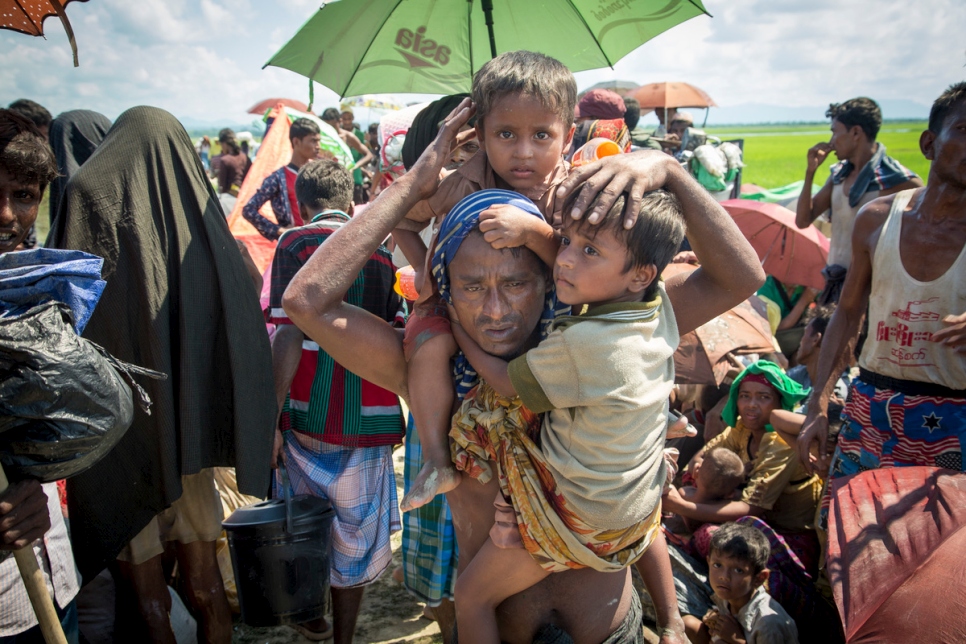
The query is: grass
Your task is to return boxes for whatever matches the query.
[705,121,930,189]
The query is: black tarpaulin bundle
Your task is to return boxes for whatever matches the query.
[0,301,160,482]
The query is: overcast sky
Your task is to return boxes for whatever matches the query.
[2,0,964,126]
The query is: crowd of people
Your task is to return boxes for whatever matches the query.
[0,49,964,644]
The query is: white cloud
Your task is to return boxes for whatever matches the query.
[1,0,963,127]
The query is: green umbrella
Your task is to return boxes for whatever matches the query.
[265,0,709,97]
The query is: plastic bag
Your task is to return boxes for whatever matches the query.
[0,301,162,482]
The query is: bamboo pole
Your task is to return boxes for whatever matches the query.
[0,466,68,644]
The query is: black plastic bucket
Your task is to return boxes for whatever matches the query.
[223,494,334,626]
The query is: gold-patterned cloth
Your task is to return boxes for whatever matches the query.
[450,381,661,573]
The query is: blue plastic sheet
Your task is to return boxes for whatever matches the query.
[0,248,106,334]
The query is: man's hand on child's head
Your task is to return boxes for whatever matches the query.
[479,204,539,250]
[408,98,476,200]
[557,150,676,229]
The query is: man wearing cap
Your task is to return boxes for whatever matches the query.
[656,111,695,155]
[571,89,630,156]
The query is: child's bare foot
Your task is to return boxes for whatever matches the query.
[401,462,461,511]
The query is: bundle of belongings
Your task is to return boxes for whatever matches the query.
[0,248,161,482]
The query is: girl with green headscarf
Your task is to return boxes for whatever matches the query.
[663,360,821,540]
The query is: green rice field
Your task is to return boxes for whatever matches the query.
[705,121,930,190]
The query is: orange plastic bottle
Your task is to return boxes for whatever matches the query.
[571,138,622,167]
[394,265,419,301]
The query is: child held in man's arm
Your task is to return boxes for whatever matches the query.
[397,51,576,512]
[448,189,686,643]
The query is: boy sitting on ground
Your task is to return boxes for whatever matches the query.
[444,187,685,642]
[701,523,798,644]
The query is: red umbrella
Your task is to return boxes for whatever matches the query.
[827,467,966,643]
[0,0,87,66]
[247,98,309,115]
[720,199,830,291]
[632,81,716,109]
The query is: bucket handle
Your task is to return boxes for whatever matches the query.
[278,462,295,534]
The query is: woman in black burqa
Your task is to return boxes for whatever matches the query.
[48,106,275,642]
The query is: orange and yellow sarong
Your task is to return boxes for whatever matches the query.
[450,381,661,573]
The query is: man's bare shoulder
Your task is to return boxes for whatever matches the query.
[854,192,901,239]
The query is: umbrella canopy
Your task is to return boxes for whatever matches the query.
[0,0,87,66]
[266,0,709,96]
[341,95,406,111]
[721,199,830,291]
[827,467,966,643]
[664,264,776,386]
[632,81,716,109]
[579,80,640,97]
[247,97,309,115]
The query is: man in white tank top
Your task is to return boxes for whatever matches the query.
[798,83,966,518]
[795,98,922,305]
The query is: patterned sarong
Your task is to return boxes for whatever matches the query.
[450,382,660,573]
[820,377,966,526]
[401,414,458,605]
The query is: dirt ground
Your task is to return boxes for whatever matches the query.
[231,446,659,644]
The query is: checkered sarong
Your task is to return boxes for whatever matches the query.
[401,414,458,605]
[275,434,400,587]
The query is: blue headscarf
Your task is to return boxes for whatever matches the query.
[431,189,568,400]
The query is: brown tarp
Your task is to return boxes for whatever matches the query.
[47,106,275,580]
[664,263,776,386]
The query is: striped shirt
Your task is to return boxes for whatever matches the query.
[0,483,80,636]
[269,210,405,448]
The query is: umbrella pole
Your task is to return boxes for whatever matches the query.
[0,466,68,644]
[49,0,79,67]
[481,0,497,58]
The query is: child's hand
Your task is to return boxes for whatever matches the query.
[702,608,720,632]
[712,612,745,644]
[479,204,537,250]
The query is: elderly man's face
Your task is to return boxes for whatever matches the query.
[0,167,41,254]
[447,232,549,358]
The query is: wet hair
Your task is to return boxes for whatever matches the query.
[562,189,686,301]
[290,117,320,142]
[218,127,240,155]
[623,97,641,130]
[7,99,52,131]
[928,81,966,134]
[471,51,577,130]
[0,109,58,191]
[826,97,882,141]
[698,448,746,499]
[295,159,353,213]
[804,303,836,337]
[709,522,770,575]
[321,108,341,123]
